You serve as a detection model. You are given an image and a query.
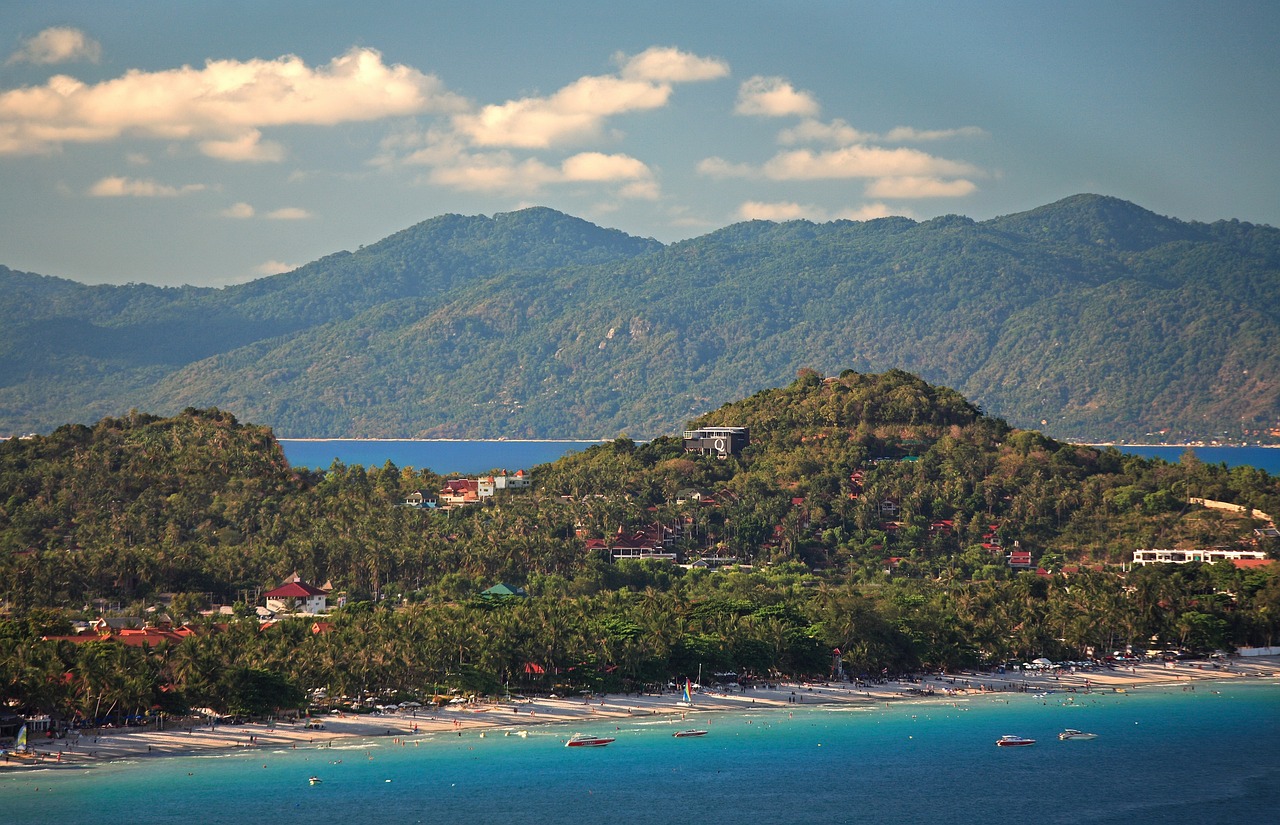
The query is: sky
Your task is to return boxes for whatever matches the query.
[1,0,1278,288]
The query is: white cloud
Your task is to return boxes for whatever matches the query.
[374,46,720,199]
[419,145,654,197]
[735,76,820,117]
[778,118,871,146]
[427,152,558,194]
[706,144,974,183]
[561,151,650,182]
[219,202,311,219]
[696,156,757,178]
[736,200,902,223]
[7,27,101,66]
[708,112,985,201]
[221,202,255,218]
[882,125,986,142]
[839,202,903,221]
[618,46,729,82]
[618,179,660,200]
[265,207,312,220]
[453,75,672,149]
[256,260,297,275]
[761,145,978,181]
[87,176,205,197]
[865,176,977,198]
[199,129,285,162]
[738,200,813,221]
[0,47,465,156]
[448,46,725,150]
[779,119,987,147]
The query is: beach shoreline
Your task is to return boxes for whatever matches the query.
[5,655,1277,772]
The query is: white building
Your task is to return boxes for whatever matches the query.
[1131,547,1269,566]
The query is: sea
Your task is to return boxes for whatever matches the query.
[279,439,1280,477]
[4,683,1277,824]
[1107,445,1280,476]
[279,439,605,475]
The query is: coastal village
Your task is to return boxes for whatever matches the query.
[2,401,1278,770]
[5,419,1274,767]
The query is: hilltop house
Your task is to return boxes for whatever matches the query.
[683,426,749,458]
[264,573,329,615]
[404,489,437,508]
[1007,542,1033,569]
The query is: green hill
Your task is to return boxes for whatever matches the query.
[2,373,1278,710]
[3,195,1278,442]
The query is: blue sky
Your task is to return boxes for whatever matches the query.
[2,1,1277,287]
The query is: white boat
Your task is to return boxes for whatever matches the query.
[672,729,708,738]
[1057,729,1098,740]
[995,734,1036,747]
[565,734,615,747]
[309,776,323,785]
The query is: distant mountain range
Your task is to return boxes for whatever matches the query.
[3,194,1278,442]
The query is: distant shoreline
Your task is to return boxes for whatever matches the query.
[278,438,610,444]
[1084,442,1280,448]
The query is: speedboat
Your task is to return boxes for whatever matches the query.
[565,734,615,747]
[1058,729,1098,740]
[309,776,323,785]
[995,734,1036,747]
[672,729,708,738]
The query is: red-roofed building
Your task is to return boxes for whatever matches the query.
[439,478,481,507]
[264,573,328,615]
[43,625,188,647]
[1233,558,1276,570]
[928,520,954,538]
[1007,543,1033,569]
[587,524,679,562]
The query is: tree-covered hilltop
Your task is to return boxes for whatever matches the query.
[1,371,1278,720]
[3,195,1279,442]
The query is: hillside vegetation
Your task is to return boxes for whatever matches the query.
[2,195,1279,443]
[1,372,1278,718]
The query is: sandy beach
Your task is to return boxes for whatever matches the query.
[5,655,1277,771]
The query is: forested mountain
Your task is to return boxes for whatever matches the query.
[3,195,1278,442]
[2,373,1277,716]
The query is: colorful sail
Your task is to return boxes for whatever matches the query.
[683,678,692,704]
[14,724,27,751]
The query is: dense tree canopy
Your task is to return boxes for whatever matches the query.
[2,373,1278,721]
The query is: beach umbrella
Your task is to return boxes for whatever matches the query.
[1032,658,1053,666]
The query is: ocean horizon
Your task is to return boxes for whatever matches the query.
[279,439,1280,477]
[279,439,606,476]
[5,681,1277,824]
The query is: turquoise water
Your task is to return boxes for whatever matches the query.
[5,683,1277,824]
[279,439,604,474]
[280,441,1280,477]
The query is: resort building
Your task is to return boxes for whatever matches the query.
[263,573,329,615]
[403,489,437,508]
[436,470,532,509]
[683,426,749,458]
[1130,547,1269,566]
[585,524,680,562]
